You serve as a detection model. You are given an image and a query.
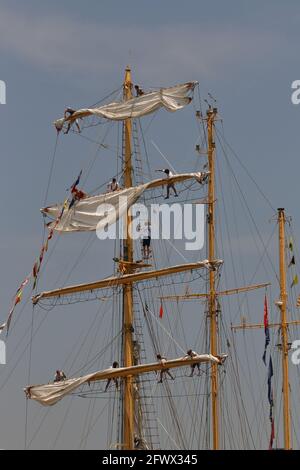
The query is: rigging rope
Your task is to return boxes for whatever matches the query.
[216,126,276,213]
[24,306,35,449]
[43,133,59,207]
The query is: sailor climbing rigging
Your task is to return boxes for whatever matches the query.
[138,221,151,259]
[68,170,86,209]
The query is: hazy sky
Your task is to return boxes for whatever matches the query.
[1,0,300,449]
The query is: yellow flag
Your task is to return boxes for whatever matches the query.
[291,274,298,288]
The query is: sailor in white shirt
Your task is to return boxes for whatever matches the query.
[107,178,120,192]
[156,354,175,383]
[185,349,201,377]
[156,168,178,199]
[140,221,151,259]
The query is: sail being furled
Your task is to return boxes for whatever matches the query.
[54,82,197,130]
[42,172,207,233]
[24,354,224,407]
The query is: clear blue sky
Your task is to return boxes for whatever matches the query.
[1,0,300,449]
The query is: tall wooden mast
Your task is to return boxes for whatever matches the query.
[231,207,299,449]
[31,77,227,449]
[122,66,135,450]
[207,106,219,449]
[277,208,291,450]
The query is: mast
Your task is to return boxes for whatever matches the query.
[231,207,300,449]
[277,208,291,450]
[122,66,135,450]
[207,106,219,449]
[30,75,227,448]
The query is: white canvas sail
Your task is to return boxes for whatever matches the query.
[24,354,223,407]
[54,82,197,130]
[42,172,207,233]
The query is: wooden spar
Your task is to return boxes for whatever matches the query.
[41,173,208,223]
[26,355,226,399]
[122,66,135,450]
[207,106,219,449]
[278,208,291,450]
[231,319,300,331]
[160,283,271,301]
[32,260,223,304]
[87,355,225,382]
[25,355,227,408]
[145,172,209,189]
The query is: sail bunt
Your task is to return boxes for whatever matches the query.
[54,82,197,131]
[42,172,208,233]
[24,353,226,407]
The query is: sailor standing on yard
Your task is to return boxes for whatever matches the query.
[185,349,201,377]
[156,168,178,199]
[54,370,67,382]
[104,361,119,392]
[134,85,145,97]
[156,354,175,383]
[63,107,81,134]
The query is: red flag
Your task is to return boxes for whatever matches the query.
[159,303,164,319]
[262,294,270,365]
[33,262,39,278]
[48,228,54,241]
[39,246,45,264]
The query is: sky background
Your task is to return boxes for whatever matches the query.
[1,0,300,449]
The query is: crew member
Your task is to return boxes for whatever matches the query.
[156,354,175,383]
[104,361,119,391]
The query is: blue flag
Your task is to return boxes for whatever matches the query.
[267,356,274,408]
[70,170,82,191]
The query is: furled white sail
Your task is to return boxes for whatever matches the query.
[54,82,197,130]
[42,172,208,233]
[24,354,224,407]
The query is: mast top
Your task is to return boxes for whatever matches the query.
[206,107,218,116]
[124,66,132,98]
